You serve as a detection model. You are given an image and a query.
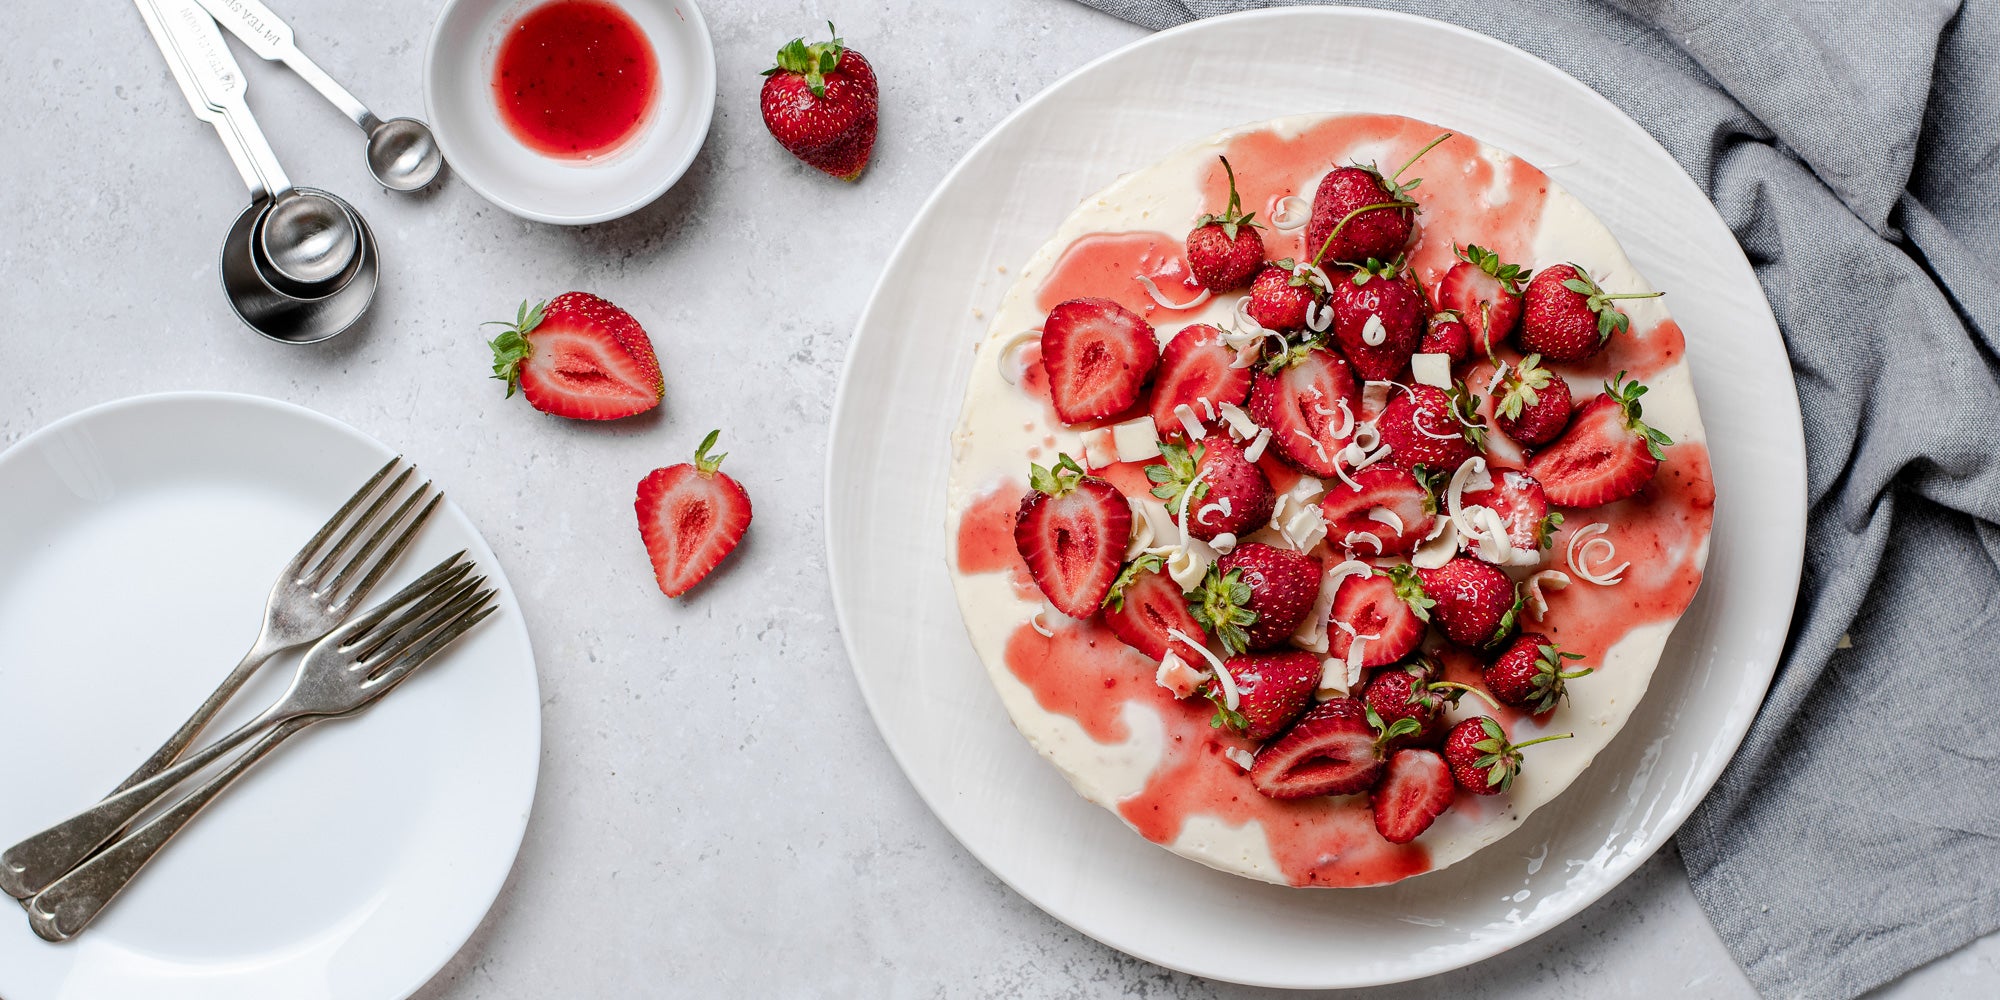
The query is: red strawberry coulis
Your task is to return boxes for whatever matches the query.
[1035,232,1207,320]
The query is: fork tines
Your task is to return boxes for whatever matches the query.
[331,551,498,690]
[290,456,443,614]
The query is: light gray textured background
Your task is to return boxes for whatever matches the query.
[0,0,1994,996]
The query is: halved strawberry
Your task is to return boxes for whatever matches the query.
[1415,556,1521,648]
[1102,553,1206,662]
[1436,244,1529,356]
[1195,542,1321,653]
[1247,345,1359,477]
[1316,465,1437,557]
[1250,697,1393,799]
[1376,383,1479,471]
[488,293,665,420]
[1329,259,1424,381]
[1013,454,1132,617]
[1462,467,1559,553]
[636,430,751,598]
[1326,566,1430,669]
[1213,649,1320,741]
[1145,437,1273,541]
[1527,372,1673,508]
[1149,325,1252,436]
[1372,749,1455,843]
[1039,297,1158,424]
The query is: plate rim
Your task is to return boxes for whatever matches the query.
[0,389,542,1000]
[826,5,1805,987]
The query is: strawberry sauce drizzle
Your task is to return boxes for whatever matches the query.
[1035,232,1205,320]
[954,481,1039,601]
[1205,115,1548,287]
[1536,440,1715,665]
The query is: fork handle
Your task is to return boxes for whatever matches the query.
[25,717,317,942]
[112,642,277,795]
[0,703,285,900]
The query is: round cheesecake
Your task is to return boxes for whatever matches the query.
[945,113,1714,887]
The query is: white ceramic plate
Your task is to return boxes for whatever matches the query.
[0,393,541,1000]
[425,0,717,224]
[826,7,1804,989]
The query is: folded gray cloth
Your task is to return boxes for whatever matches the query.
[1072,2,2000,997]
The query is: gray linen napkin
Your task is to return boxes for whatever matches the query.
[1071,1,2000,997]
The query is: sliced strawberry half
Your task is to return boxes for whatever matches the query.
[1249,697,1388,799]
[1372,749,1455,844]
[1039,297,1159,424]
[1247,346,1359,477]
[488,293,665,420]
[1149,324,1252,435]
[1013,454,1132,617]
[1316,465,1437,557]
[1326,566,1430,669]
[1462,467,1559,553]
[1102,553,1206,662]
[1526,372,1673,508]
[1215,650,1320,741]
[636,430,752,598]
[1436,244,1528,356]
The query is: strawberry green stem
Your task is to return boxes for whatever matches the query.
[693,430,727,476]
[1429,680,1500,711]
[1307,201,1407,267]
[1391,132,1453,183]
[1512,732,1575,751]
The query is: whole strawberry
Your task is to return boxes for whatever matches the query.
[1443,716,1573,795]
[636,430,751,598]
[1361,658,1492,750]
[1194,543,1321,653]
[1415,556,1521,649]
[1421,311,1472,365]
[1145,437,1275,542]
[1493,354,1573,446]
[1376,384,1480,471]
[1517,263,1662,362]
[486,293,664,420]
[1212,650,1320,741]
[1245,261,1321,331]
[1186,157,1265,292]
[1437,244,1529,355]
[1304,133,1450,266]
[759,23,878,180]
[1329,258,1424,381]
[1485,632,1591,714]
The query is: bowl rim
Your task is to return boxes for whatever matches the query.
[421,0,718,225]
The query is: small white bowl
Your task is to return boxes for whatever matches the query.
[424,0,716,225]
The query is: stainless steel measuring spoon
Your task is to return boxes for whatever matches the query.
[193,0,443,192]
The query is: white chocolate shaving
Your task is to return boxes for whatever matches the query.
[1155,650,1210,698]
[1366,506,1405,535]
[1361,314,1388,347]
[1244,427,1273,463]
[1224,746,1257,770]
[1269,195,1310,231]
[1171,629,1238,709]
[1174,403,1207,441]
[1525,569,1571,620]
[996,329,1043,386]
[1136,274,1212,311]
[1566,522,1630,585]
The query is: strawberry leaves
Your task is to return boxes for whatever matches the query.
[1384,564,1434,622]
[483,299,549,397]
[763,21,846,98]
[1193,156,1261,241]
[1102,551,1166,612]
[1497,354,1553,421]
[1145,440,1210,508]
[1191,565,1258,655]
[1605,371,1675,460]
[1557,266,1666,343]
[1029,453,1088,497]
[1454,243,1531,294]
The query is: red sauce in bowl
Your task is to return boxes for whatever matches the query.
[492,0,658,159]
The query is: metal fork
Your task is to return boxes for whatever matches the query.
[0,552,480,901]
[23,565,498,942]
[115,456,439,798]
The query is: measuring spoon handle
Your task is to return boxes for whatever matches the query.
[192,0,377,131]
[136,0,292,200]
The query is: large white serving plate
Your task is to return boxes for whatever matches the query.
[825,6,1804,989]
[0,392,541,1000]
